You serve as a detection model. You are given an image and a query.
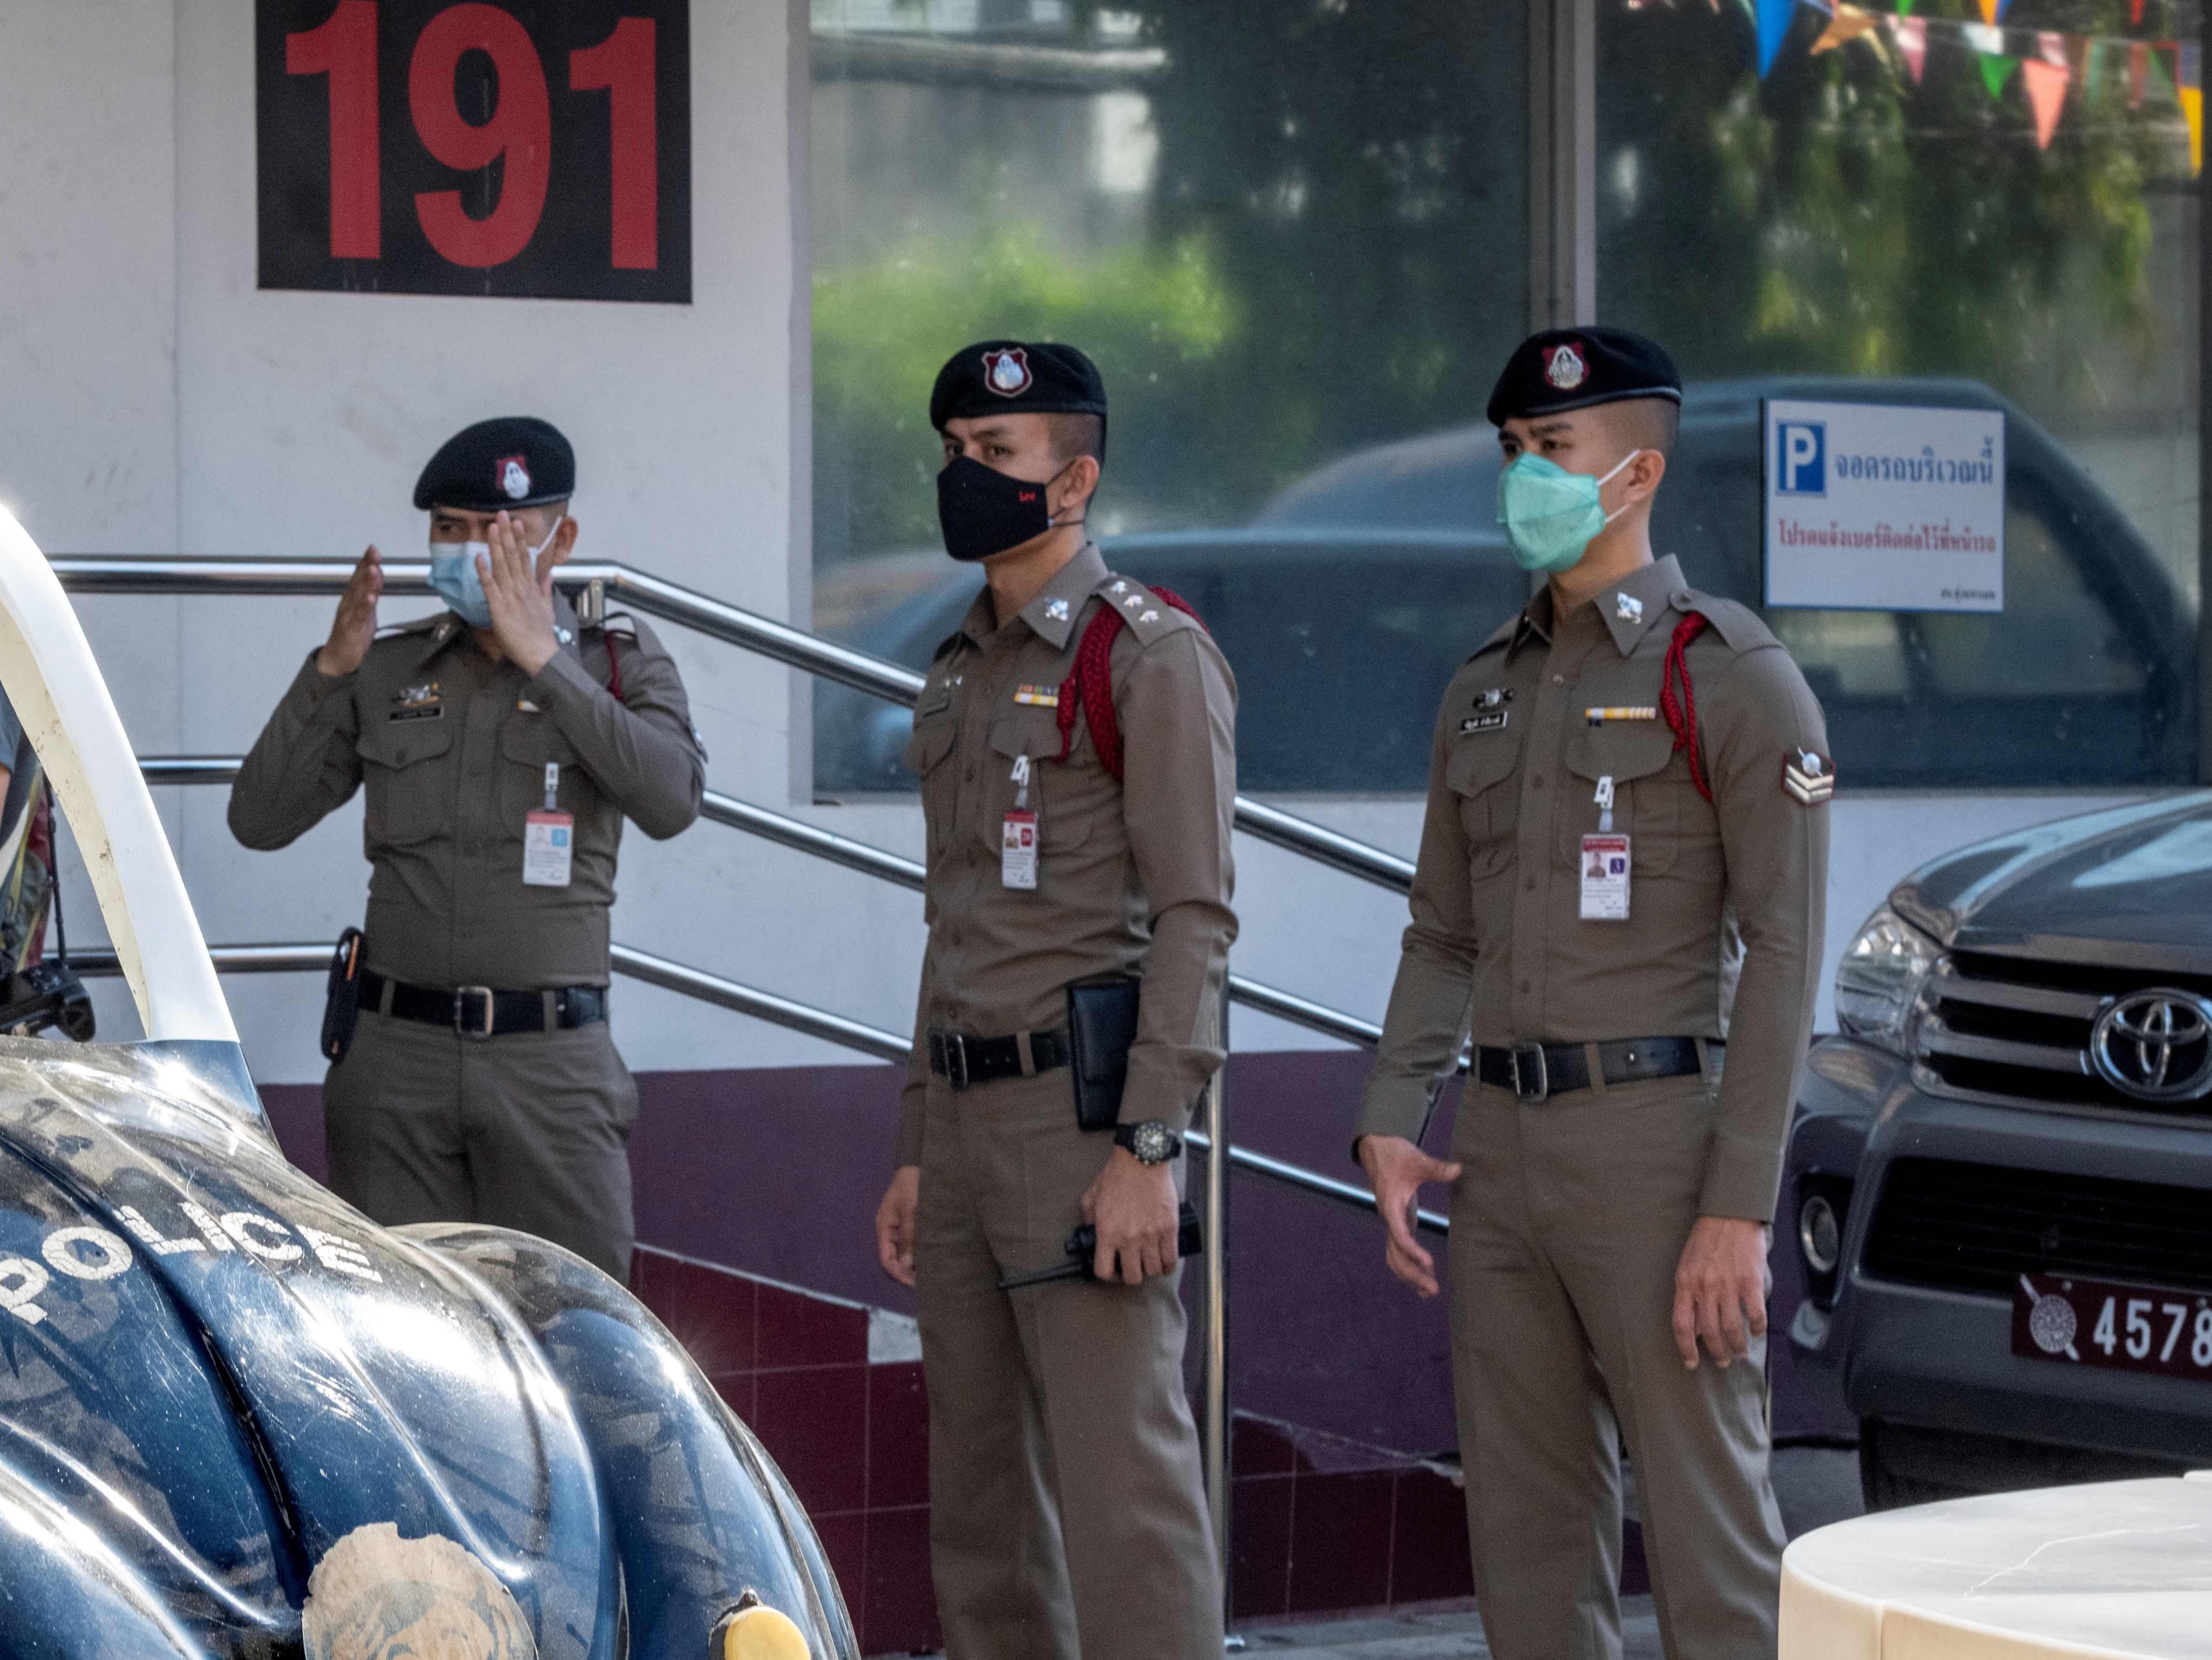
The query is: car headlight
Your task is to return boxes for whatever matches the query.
[1834,905,1942,1055]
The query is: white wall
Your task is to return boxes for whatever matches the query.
[0,3,2175,1093]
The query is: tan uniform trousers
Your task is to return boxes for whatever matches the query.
[915,1067,1223,1660]
[323,1006,640,1281]
[1448,1072,1785,1660]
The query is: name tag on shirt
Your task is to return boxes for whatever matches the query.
[1580,835,1630,921]
[1002,810,1038,889]
[524,811,575,887]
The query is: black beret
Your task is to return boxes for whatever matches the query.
[930,340,1108,441]
[1485,327,1682,427]
[412,416,575,511]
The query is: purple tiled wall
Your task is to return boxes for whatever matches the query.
[628,1246,942,1656]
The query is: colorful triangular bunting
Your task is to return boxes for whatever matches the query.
[1980,51,2019,100]
[1810,5,1881,56]
[1889,14,1927,83]
[2021,58,2069,149]
[1756,0,1799,77]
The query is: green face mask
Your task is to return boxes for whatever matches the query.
[1495,449,1642,574]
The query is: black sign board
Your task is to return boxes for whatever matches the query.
[256,0,690,302]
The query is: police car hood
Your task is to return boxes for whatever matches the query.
[0,1035,848,1658]
[1892,790,2212,975]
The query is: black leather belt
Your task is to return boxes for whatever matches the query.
[1475,1036,1713,1104]
[361,969,607,1040]
[928,1028,1071,1090]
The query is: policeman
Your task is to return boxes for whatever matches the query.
[1355,329,1831,1660]
[230,417,705,1281]
[871,341,1237,1660]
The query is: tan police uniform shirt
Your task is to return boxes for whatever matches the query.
[230,592,705,988]
[1356,555,1830,1221]
[896,542,1239,1165]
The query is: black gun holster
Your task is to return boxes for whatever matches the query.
[320,928,365,1064]
[1066,974,1141,1132]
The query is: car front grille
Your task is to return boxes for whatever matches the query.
[1916,950,2212,1117]
[1864,1157,2212,1297]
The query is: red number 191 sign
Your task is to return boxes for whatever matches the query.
[257,0,690,302]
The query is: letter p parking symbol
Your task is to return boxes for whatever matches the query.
[1778,420,1826,496]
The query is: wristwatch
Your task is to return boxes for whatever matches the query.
[1114,1121,1183,1165]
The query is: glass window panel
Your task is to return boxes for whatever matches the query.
[812,0,1527,795]
[1599,0,2202,789]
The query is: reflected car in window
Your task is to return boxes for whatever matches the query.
[815,377,2195,795]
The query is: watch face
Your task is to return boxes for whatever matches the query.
[1135,1123,1171,1162]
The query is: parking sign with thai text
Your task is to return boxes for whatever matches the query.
[1763,398,2005,612]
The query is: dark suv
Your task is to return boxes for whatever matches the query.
[1783,791,2212,1506]
[816,376,2194,796]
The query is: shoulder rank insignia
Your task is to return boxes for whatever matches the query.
[1784,750,1835,805]
[1615,592,1643,623]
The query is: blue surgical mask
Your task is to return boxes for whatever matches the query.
[1496,449,1642,573]
[428,520,562,629]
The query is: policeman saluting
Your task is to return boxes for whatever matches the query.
[230,417,705,1281]
[872,341,1237,1660]
[1356,329,1832,1660]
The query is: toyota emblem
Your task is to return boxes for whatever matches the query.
[2089,989,2212,1102]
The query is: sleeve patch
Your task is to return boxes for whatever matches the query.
[1784,750,1835,805]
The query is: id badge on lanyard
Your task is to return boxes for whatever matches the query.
[1580,774,1629,921]
[524,762,576,888]
[1002,755,1038,890]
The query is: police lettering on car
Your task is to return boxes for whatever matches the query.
[1355,327,1833,1660]
[871,341,1238,1660]
[229,417,705,1280]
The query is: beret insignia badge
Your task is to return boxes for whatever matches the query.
[1542,343,1588,391]
[495,455,531,501]
[981,347,1033,397]
[1784,750,1835,805]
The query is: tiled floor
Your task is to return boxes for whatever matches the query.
[1236,1595,1662,1657]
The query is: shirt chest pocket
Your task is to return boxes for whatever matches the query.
[1558,725,1684,876]
[987,713,1096,852]
[498,713,584,830]
[358,719,456,847]
[903,709,959,855]
[1444,731,1521,878]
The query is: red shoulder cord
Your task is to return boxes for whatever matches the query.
[603,634,623,700]
[1660,613,1714,803]
[1053,586,1206,783]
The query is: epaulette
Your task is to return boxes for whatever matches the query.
[376,612,452,640]
[1093,574,1200,646]
[1674,591,1778,654]
[1464,613,1521,664]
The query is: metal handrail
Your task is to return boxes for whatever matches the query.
[134,755,1387,1051]
[66,940,1441,1234]
[55,555,1418,894]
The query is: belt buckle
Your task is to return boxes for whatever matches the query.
[454,986,496,1041]
[1510,1043,1549,1104]
[942,1032,970,1090]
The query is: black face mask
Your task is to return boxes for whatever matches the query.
[937,454,1064,562]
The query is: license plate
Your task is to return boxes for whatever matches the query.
[2012,1272,2212,1381]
